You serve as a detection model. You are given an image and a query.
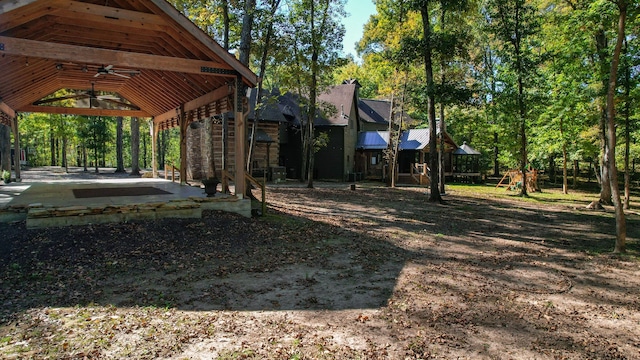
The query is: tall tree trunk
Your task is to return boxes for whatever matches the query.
[130,117,141,176]
[515,4,528,197]
[438,7,446,195]
[306,0,329,189]
[93,118,99,174]
[247,0,281,182]
[0,125,10,172]
[596,29,613,205]
[493,132,499,177]
[607,1,627,253]
[622,39,631,210]
[239,0,256,65]
[420,1,441,202]
[50,127,55,166]
[563,145,568,194]
[115,116,125,173]
[82,143,87,172]
[62,137,68,172]
[239,0,257,195]
[561,118,568,194]
[220,0,230,192]
[222,0,230,50]
[388,91,395,187]
[142,125,147,169]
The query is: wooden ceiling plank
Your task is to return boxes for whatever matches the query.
[0,36,238,76]
[124,74,179,114]
[56,1,166,25]
[49,26,160,53]
[0,1,57,33]
[51,15,162,39]
[53,8,166,32]
[18,105,150,118]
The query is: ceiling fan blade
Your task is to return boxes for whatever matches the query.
[105,65,114,71]
[100,98,140,110]
[116,70,140,75]
[112,72,131,79]
[94,72,101,78]
[96,95,119,100]
[33,93,88,105]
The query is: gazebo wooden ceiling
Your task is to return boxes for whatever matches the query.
[0,0,258,195]
[0,0,257,125]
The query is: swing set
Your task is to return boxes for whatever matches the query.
[496,169,539,192]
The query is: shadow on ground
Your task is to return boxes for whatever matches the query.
[0,209,413,318]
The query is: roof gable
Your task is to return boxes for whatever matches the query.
[316,83,358,126]
[0,0,257,120]
[398,128,458,150]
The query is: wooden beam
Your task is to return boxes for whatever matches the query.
[0,101,16,119]
[0,0,40,14]
[234,75,246,198]
[18,105,150,117]
[153,84,232,125]
[0,36,237,76]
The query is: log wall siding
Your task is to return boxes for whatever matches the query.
[186,120,280,181]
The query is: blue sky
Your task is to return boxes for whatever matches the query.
[342,0,377,60]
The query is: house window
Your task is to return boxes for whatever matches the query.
[371,156,377,165]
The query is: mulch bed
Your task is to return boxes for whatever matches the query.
[72,186,171,198]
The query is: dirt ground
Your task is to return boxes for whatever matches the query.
[1,178,639,359]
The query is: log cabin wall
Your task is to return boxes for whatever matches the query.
[186,120,280,181]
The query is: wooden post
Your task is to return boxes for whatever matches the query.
[150,121,159,178]
[234,75,246,198]
[178,106,187,185]
[12,115,21,181]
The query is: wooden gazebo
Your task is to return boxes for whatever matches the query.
[0,0,257,197]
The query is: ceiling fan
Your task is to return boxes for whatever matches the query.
[33,83,140,110]
[94,65,140,79]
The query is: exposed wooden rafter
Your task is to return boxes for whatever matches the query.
[0,36,237,76]
[0,101,16,119]
[19,105,150,118]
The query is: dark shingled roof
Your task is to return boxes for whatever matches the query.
[358,98,415,125]
[227,88,287,122]
[359,99,390,125]
[316,83,359,126]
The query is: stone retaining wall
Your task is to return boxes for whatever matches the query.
[0,197,251,228]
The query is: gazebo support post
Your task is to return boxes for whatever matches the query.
[151,121,159,178]
[234,76,246,198]
[12,115,21,181]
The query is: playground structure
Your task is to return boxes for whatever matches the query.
[496,169,540,192]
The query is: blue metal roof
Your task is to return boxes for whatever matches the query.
[398,129,431,150]
[453,142,481,155]
[356,131,390,150]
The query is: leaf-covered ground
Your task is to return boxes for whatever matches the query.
[1,181,639,359]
